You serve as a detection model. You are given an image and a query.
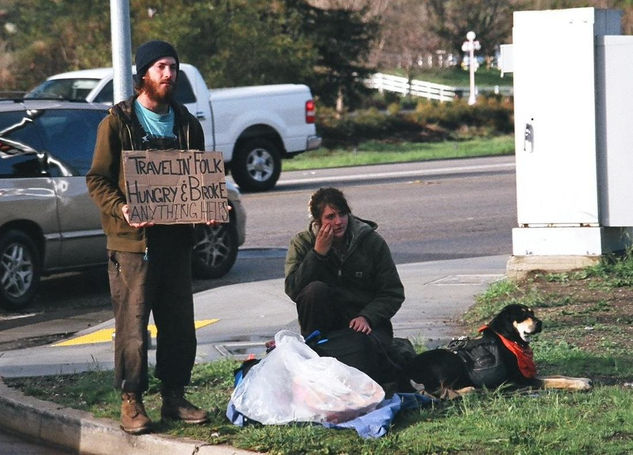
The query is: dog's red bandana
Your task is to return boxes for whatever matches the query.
[479,326,537,378]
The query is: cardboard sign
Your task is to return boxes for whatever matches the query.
[122,149,229,225]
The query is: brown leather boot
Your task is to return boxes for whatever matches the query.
[160,387,208,424]
[120,392,152,434]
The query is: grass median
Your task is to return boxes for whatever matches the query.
[283,135,514,171]
[6,253,633,454]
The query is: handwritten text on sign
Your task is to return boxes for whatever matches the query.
[123,149,229,225]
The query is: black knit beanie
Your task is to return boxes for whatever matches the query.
[135,40,180,79]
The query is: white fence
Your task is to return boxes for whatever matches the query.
[366,73,457,102]
[366,73,514,102]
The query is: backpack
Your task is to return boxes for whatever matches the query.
[447,335,508,388]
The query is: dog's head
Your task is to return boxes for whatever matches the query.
[488,304,542,345]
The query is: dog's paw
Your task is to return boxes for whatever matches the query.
[439,387,475,400]
[570,378,592,390]
[455,386,476,395]
[539,375,593,390]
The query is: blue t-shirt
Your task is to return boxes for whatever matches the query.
[134,100,176,143]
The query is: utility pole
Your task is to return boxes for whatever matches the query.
[110,0,133,103]
[462,31,481,105]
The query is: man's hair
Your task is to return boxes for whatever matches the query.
[309,187,351,220]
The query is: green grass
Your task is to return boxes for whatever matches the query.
[7,254,633,454]
[8,362,633,454]
[283,135,514,171]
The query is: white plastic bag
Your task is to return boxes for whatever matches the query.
[230,330,385,424]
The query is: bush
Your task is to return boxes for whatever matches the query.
[316,96,514,148]
[316,106,436,148]
[413,97,513,133]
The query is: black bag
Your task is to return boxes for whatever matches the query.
[307,328,380,379]
[448,336,507,388]
[307,329,416,384]
[387,337,417,368]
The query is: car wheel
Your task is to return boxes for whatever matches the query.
[231,138,281,192]
[192,222,238,279]
[0,230,41,310]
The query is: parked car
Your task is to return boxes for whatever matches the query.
[26,64,322,191]
[0,99,246,310]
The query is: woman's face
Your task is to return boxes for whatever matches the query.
[319,204,349,240]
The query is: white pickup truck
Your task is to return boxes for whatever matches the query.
[26,63,322,191]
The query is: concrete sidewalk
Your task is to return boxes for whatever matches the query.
[0,255,508,454]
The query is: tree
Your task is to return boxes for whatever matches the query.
[131,0,318,88]
[0,0,320,91]
[1,0,111,91]
[369,0,441,76]
[288,0,379,111]
[424,0,515,58]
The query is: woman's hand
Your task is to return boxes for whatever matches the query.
[349,316,372,335]
[314,223,333,256]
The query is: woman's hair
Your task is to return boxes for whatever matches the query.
[308,187,351,220]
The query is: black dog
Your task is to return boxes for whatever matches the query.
[404,304,591,396]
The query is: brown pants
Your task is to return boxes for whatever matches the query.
[108,246,196,393]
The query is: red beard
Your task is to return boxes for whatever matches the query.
[142,77,174,104]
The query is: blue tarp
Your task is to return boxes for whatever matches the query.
[226,392,434,439]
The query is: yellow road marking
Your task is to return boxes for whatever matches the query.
[52,319,219,347]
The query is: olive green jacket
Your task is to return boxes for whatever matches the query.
[86,96,204,253]
[284,216,404,330]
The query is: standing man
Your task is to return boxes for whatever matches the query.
[87,40,210,434]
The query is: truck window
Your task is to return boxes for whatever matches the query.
[94,81,114,104]
[25,79,100,101]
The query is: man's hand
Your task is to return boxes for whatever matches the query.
[314,223,333,256]
[349,316,372,335]
[122,204,155,228]
[205,204,232,226]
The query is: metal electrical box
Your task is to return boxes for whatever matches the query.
[505,7,633,257]
[596,35,633,226]
[513,8,621,227]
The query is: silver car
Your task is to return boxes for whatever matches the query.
[0,99,246,310]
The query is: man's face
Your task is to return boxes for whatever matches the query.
[141,56,177,104]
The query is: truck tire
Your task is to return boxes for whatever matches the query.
[0,230,41,310]
[232,138,281,192]
[192,222,238,279]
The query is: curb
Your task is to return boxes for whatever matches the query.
[0,378,258,455]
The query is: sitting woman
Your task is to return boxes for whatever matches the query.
[284,187,405,382]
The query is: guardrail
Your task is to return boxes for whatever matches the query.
[365,73,513,102]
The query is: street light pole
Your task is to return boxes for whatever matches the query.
[462,31,481,105]
[110,0,133,104]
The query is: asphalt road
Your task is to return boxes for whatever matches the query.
[0,155,516,350]
[245,155,517,263]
